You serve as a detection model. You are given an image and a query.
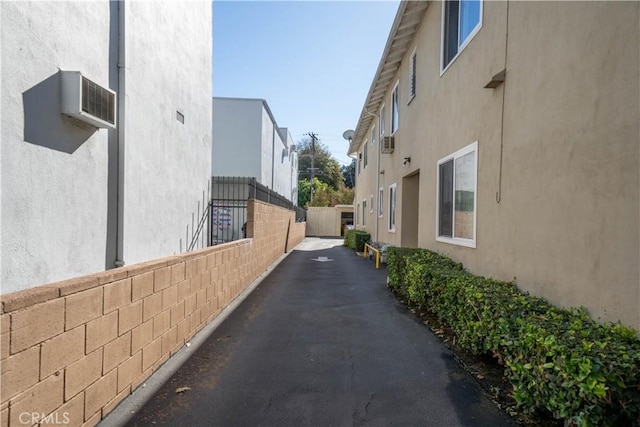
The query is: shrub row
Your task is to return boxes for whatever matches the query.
[386,247,640,426]
[344,229,371,252]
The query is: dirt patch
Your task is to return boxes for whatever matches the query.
[391,290,563,427]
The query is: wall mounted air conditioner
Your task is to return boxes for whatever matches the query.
[60,71,116,129]
[381,136,395,154]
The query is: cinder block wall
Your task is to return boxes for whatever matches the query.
[0,200,305,427]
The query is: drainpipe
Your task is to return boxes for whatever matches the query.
[114,0,126,267]
[271,126,275,191]
[364,109,380,242]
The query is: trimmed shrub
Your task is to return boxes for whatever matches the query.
[344,229,371,252]
[386,247,640,426]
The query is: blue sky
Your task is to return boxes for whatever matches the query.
[213,0,400,166]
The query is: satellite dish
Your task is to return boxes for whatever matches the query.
[342,130,355,141]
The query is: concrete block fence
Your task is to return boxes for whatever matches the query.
[0,200,305,427]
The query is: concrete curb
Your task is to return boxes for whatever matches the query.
[98,249,295,427]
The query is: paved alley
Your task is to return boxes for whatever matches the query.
[122,238,514,426]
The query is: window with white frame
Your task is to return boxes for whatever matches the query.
[369,195,374,213]
[371,125,376,145]
[364,141,368,169]
[358,152,361,174]
[362,200,367,226]
[378,187,384,217]
[388,183,397,232]
[409,49,417,100]
[442,0,483,72]
[436,141,478,247]
[391,81,399,134]
[356,202,360,225]
[379,104,386,137]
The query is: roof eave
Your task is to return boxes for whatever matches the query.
[348,0,429,156]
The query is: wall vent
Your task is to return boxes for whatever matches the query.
[381,136,395,154]
[61,71,116,129]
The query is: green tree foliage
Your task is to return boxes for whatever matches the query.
[296,137,355,207]
[341,159,356,189]
[297,137,344,190]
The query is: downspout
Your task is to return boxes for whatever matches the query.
[271,126,275,192]
[114,0,126,267]
[496,0,510,204]
[364,109,380,242]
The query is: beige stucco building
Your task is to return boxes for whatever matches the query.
[349,0,639,331]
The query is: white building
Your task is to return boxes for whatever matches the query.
[0,1,213,294]
[212,97,298,204]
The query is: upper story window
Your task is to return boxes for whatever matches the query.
[371,125,376,145]
[363,141,368,169]
[409,49,417,100]
[358,152,362,174]
[391,81,399,134]
[442,0,483,72]
[379,104,386,137]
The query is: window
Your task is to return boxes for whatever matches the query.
[371,125,376,145]
[362,200,367,226]
[409,49,417,100]
[369,195,374,213]
[391,82,399,134]
[378,187,384,217]
[442,0,483,72]
[379,104,386,137]
[358,152,361,174]
[356,203,360,225]
[388,183,397,232]
[364,141,368,169]
[436,141,477,247]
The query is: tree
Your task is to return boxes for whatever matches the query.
[298,177,353,207]
[341,159,356,188]
[297,137,344,191]
[296,136,355,207]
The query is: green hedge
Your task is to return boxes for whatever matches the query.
[386,247,640,426]
[344,229,371,252]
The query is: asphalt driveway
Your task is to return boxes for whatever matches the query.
[124,238,514,426]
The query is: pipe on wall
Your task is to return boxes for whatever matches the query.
[364,109,380,242]
[114,0,126,267]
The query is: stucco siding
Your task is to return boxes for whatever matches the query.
[1,2,112,292]
[212,98,262,177]
[260,106,275,188]
[122,1,213,265]
[482,1,640,327]
[352,1,640,330]
[212,98,297,203]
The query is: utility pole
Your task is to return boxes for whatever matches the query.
[306,132,318,204]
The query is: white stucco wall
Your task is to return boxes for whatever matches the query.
[123,1,213,265]
[212,97,297,204]
[1,2,112,293]
[1,1,214,292]
[212,97,262,177]
[260,106,275,188]
[273,128,298,204]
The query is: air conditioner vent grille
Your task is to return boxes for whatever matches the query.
[381,136,395,154]
[81,77,115,125]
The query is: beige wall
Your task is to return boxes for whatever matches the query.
[353,1,639,330]
[0,201,305,427]
[306,206,353,237]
